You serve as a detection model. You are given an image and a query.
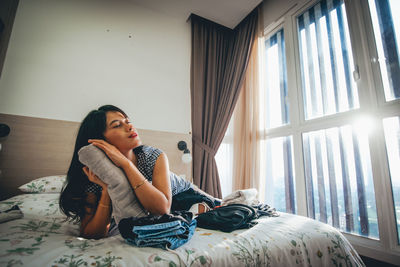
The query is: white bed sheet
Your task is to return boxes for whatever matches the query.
[0,193,365,266]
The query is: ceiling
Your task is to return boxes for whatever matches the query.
[130,0,262,29]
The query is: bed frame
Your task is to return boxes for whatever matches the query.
[0,113,192,200]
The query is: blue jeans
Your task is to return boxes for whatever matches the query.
[132,220,187,239]
[125,219,197,249]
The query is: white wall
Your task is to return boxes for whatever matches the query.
[263,0,299,28]
[0,0,191,134]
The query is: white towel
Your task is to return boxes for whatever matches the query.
[221,188,259,206]
[78,144,148,224]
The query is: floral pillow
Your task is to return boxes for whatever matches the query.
[18,175,66,193]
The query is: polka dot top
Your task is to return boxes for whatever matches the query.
[133,145,162,181]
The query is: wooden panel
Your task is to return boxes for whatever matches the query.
[0,113,192,200]
[139,129,192,181]
[0,114,78,200]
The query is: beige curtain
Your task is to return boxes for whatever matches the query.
[232,7,264,192]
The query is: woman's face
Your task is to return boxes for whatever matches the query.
[103,111,142,152]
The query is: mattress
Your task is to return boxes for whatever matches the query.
[0,193,365,266]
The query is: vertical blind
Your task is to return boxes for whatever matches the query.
[297,0,359,120]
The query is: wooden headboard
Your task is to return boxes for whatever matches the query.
[0,113,192,200]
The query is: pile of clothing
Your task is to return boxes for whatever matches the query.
[196,189,279,233]
[118,211,196,250]
[118,188,279,249]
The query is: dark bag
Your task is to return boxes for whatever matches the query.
[196,204,257,232]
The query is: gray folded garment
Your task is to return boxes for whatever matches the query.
[78,144,148,224]
[0,205,23,223]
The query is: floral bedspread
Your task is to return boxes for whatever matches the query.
[0,193,365,267]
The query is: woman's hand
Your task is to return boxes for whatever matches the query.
[82,167,108,189]
[88,139,130,167]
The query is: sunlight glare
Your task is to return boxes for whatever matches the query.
[353,115,376,136]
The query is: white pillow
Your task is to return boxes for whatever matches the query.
[18,175,66,193]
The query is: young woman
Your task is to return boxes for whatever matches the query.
[60,105,190,239]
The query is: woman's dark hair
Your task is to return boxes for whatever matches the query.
[59,105,127,223]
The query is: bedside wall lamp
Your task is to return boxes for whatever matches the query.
[177,141,192,164]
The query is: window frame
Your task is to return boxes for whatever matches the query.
[261,0,400,263]
[260,23,299,213]
[361,0,400,104]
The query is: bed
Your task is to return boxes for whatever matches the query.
[0,191,364,266]
[0,114,364,266]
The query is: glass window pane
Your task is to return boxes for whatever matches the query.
[368,0,400,101]
[297,0,359,120]
[261,136,296,213]
[215,118,234,198]
[302,125,378,238]
[383,117,400,243]
[264,29,289,129]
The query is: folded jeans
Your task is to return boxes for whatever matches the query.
[126,219,197,250]
[133,221,188,239]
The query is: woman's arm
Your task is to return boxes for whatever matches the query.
[121,153,172,215]
[88,139,172,215]
[80,168,112,239]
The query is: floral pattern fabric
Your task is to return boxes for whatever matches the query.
[0,193,365,267]
[18,175,66,193]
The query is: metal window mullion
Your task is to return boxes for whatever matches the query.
[314,3,329,115]
[283,136,296,214]
[303,133,316,218]
[280,30,290,123]
[338,127,354,232]
[297,14,309,119]
[304,10,318,117]
[326,130,340,228]
[326,0,340,112]
[277,30,288,124]
[352,131,369,236]
[265,37,272,129]
[374,0,400,98]
[315,133,328,223]
[336,2,354,108]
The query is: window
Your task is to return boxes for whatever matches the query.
[264,29,289,128]
[260,136,296,213]
[383,117,400,243]
[303,125,378,238]
[296,0,378,239]
[368,0,400,101]
[366,0,400,246]
[215,120,234,198]
[217,0,400,261]
[259,28,296,214]
[297,0,359,120]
